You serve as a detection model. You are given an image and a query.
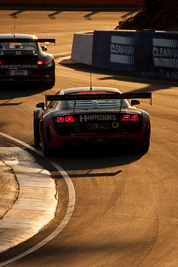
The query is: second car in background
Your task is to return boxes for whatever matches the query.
[0,33,55,86]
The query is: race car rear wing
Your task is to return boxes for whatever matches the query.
[37,39,55,43]
[0,38,55,43]
[45,92,152,107]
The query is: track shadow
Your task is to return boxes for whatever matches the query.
[48,10,62,19]
[84,11,99,20]
[10,10,25,18]
[59,62,177,94]
[46,143,145,176]
[0,81,54,102]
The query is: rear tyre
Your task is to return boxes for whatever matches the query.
[49,74,55,87]
[41,129,51,156]
[46,70,55,88]
[33,119,40,146]
[140,141,150,154]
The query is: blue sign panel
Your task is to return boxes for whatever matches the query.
[134,31,178,79]
[92,30,136,71]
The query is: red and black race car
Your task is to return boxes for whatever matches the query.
[33,87,151,155]
[0,34,55,86]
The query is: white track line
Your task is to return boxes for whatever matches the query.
[56,65,72,70]
[53,52,71,58]
[0,132,76,267]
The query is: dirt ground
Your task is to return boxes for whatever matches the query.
[116,0,178,31]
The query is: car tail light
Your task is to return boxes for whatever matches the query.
[122,114,139,121]
[122,115,130,121]
[65,116,75,122]
[131,115,139,121]
[0,61,1,64]
[57,117,65,123]
[56,116,75,123]
[37,60,49,65]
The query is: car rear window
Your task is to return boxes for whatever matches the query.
[50,91,129,110]
[0,42,37,52]
[66,99,124,109]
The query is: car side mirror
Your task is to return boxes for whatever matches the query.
[41,46,47,51]
[131,100,140,106]
[36,102,45,109]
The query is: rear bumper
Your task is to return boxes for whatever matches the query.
[44,122,150,150]
[0,66,54,82]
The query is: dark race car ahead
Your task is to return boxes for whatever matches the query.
[33,87,151,155]
[0,34,55,86]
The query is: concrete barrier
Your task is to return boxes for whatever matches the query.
[0,0,44,4]
[0,0,143,6]
[71,29,178,80]
[71,33,93,65]
[45,0,143,6]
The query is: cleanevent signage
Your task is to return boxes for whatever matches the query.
[92,30,178,79]
[153,37,178,68]
[92,30,136,71]
[134,31,178,79]
[110,35,135,66]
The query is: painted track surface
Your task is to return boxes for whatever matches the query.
[0,147,57,253]
[0,9,178,267]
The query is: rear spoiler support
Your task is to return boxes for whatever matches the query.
[45,92,152,107]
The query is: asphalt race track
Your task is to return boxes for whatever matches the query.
[0,8,178,267]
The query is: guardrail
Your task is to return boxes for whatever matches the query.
[0,0,143,7]
[72,30,178,80]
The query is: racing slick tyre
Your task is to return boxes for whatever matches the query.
[140,141,150,154]
[41,128,52,156]
[33,119,40,146]
[46,70,55,88]
[48,75,55,87]
[42,137,51,156]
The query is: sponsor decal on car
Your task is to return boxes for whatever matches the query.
[79,114,117,122]
[112,121,119,128]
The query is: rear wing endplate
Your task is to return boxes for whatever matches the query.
[45,92,152,107]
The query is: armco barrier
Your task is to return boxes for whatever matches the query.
[92,30,136,71]
[0,0,143,7]
[134,31,178,79]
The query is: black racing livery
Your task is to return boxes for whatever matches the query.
[33,87,151,155]
[0,34,55,86]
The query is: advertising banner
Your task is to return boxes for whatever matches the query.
[134,31,178,79]
[92,30,136,71]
